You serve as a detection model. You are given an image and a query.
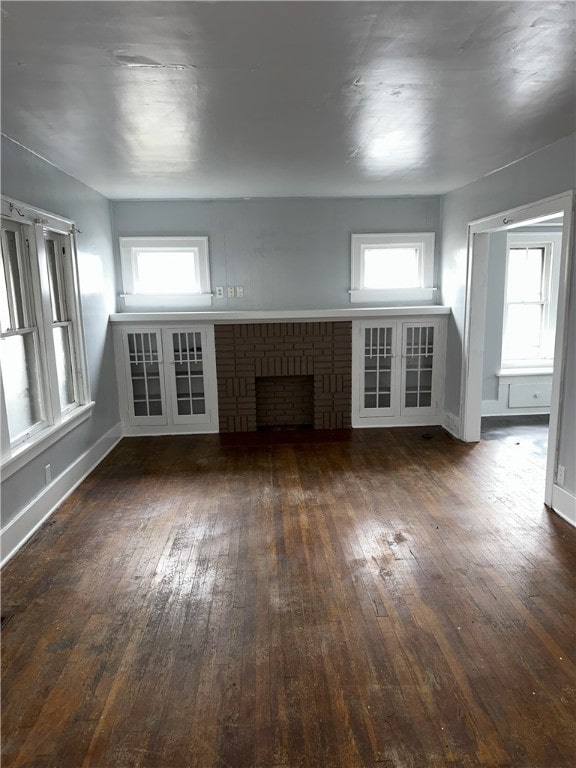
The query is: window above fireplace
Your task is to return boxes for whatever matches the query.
[350,232,436,304]
[119,236,212,309]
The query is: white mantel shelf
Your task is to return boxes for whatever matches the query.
[109,306,451,325]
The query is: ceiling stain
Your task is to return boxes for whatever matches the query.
[114,53,196,71]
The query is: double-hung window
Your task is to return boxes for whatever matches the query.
[120,236,212,308]
[501,234,557,367]
[350,232,436,303]
[0,221,44,443]
[45,231,80,411]
[0,197,90,465]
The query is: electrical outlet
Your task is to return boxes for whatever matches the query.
[236,286,244,298]
[215,286,224,299]
[227,286,235,298]
[45,464,51,484]
[557,464,565,485]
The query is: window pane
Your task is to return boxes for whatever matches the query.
[46,237,65,322]
[1,229,25,329]
[0,333,42,438]
[506,248,544,302]
[0,249,11,332]
[363,247,420,289]
[53,325,75,409]
[135,250,198,294]
[503,304,544,358]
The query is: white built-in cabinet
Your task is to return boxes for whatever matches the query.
[113,325,219,434]
[111,310,448,435]
[352,317,446,427]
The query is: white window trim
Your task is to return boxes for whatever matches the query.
[119,236,212,309]
[350,232,436,304]
[501,232,559,369]
[1,196,91,469]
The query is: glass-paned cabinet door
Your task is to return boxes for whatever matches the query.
[122,329,167,425]
[401,322,437,415]
[359,324,397,416]
[163,328,211,424]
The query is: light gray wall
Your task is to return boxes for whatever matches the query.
[1,136,119,528]
[440,132,576,494]
[111,197,441,311]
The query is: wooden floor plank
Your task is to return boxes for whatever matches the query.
[2,426,575,767]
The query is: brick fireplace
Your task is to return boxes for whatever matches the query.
[215,322,352,432]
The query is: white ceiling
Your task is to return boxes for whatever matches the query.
[1,1,574,200]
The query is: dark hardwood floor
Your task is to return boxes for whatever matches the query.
[2,427,575,768]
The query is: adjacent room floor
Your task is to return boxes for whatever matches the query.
[480,414,550,465]
[2,426,575,768]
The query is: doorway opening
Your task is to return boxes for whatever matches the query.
[480,215,563,482]
[461,191,574,514]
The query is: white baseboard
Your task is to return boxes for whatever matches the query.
[551,484,576,527]
[0,423,123,568]
[351,416,442,429]
[121,423,219,436]
[442,410,461,440]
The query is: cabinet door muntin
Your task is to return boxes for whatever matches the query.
[123,329,167,424]
[361,324,397,414]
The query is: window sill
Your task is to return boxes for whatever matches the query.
[121,293,213,309]
[1,401,95,480]
[349,288,437,304]
[497,367,553,377]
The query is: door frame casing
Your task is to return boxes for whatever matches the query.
[460,190,575,506]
